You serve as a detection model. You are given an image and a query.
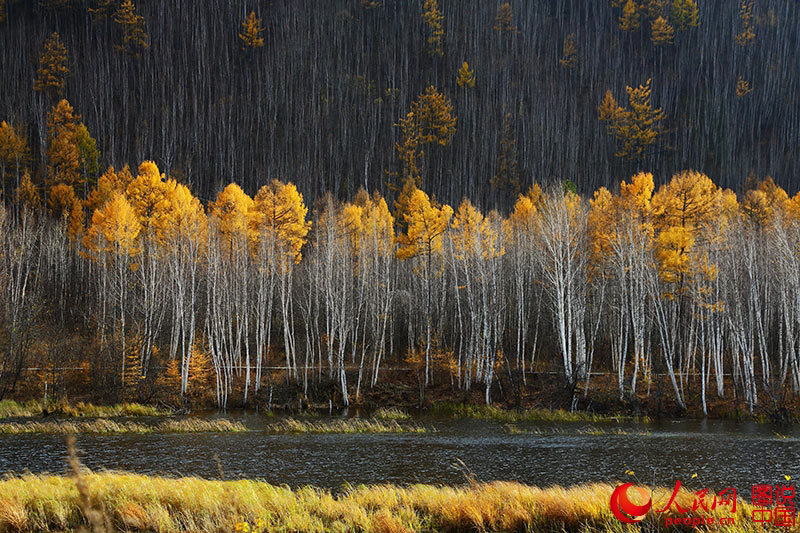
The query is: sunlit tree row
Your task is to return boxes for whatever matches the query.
[4,141,800,412]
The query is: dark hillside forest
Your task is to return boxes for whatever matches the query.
[1,0,798,208]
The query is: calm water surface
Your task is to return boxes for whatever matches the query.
[2,412,798,491]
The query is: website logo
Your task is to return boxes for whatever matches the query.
[610,482,652,524]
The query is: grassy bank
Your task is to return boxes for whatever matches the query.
[0,418,246,435]
[0,472,768,532]
[0,400,172,419]
[433,402,651,424]
[266,417,426,434]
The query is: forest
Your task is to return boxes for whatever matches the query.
[1,0,800,417]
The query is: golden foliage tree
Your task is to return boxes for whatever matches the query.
[395,85,457,185]
[239,10,264,50]
[618,0,641,31]
[736,76,753,97]
[651,16,674,45]
[209,182,254,251]
[126,160,170,234]
[34,32,69,101]
[651,170,721,287]
[597,78,666,159]
[493,2,517,33]
[47,183,78,219]
[396,188,453,260]
[456,61,475,88]
[113,0,149,55]
[85,165,133,215]
[422,0,444,57]
[734,0,755,46]
[46,99,82,187]
[251,179,311,262]
[0,120,28,196]
[671,0,699,32]
[559,34,577,69]
[15,171,40,211]
[85,191,142,256]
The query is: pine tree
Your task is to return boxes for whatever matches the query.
[239,11,264,50]
[113,0,148,56]
[34,32,69,101]
[75,123,100,187]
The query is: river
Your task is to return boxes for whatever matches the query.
[1,412,797,492]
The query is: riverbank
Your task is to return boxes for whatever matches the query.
[0,472,768,532]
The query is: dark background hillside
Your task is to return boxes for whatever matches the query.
[1,0,798,209]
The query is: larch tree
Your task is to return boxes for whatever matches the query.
[45,99,82,188]
[559,34,577,69]
[394,85,456,186]
[422,0,444,57]
[456,61,475,88]
[671,0,699,32]
[651,16,675,45]
[493,2,517,33]
[396,187,453,386]
[0,121,28,203]
[34,32,69,102]
[239,11,264,50]
[113,0,148,56]
[598,78,666,159]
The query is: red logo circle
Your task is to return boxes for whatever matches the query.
[610,482,652,524]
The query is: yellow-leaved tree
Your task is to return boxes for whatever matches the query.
[209,182,254,254]
[0,120,28,199]
[113,0,149,55]
[456,61,475,88]
[126,160,170,235]
[396,186,453,385]
[46,99,82,187]
[251,179,311,263]
[239,11,265,50]
[395,85,456,186]
[598,78,666,159]
[422,0,444,57]
[34,32,69,101]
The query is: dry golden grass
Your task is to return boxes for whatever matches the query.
[0,400,171,419]
[0,472,778,532]
[0,418,246,434]
[266,417,426,434]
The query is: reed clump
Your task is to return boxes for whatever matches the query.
[433,402,651,424]
[372,407,411,420]
[266,417,426,434]
[0,400,172,419]
[0,473,763,532]
[0,418,246,434]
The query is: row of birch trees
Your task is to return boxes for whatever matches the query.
[4,161,800,413]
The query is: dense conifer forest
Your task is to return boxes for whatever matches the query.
[1,0,800,417]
